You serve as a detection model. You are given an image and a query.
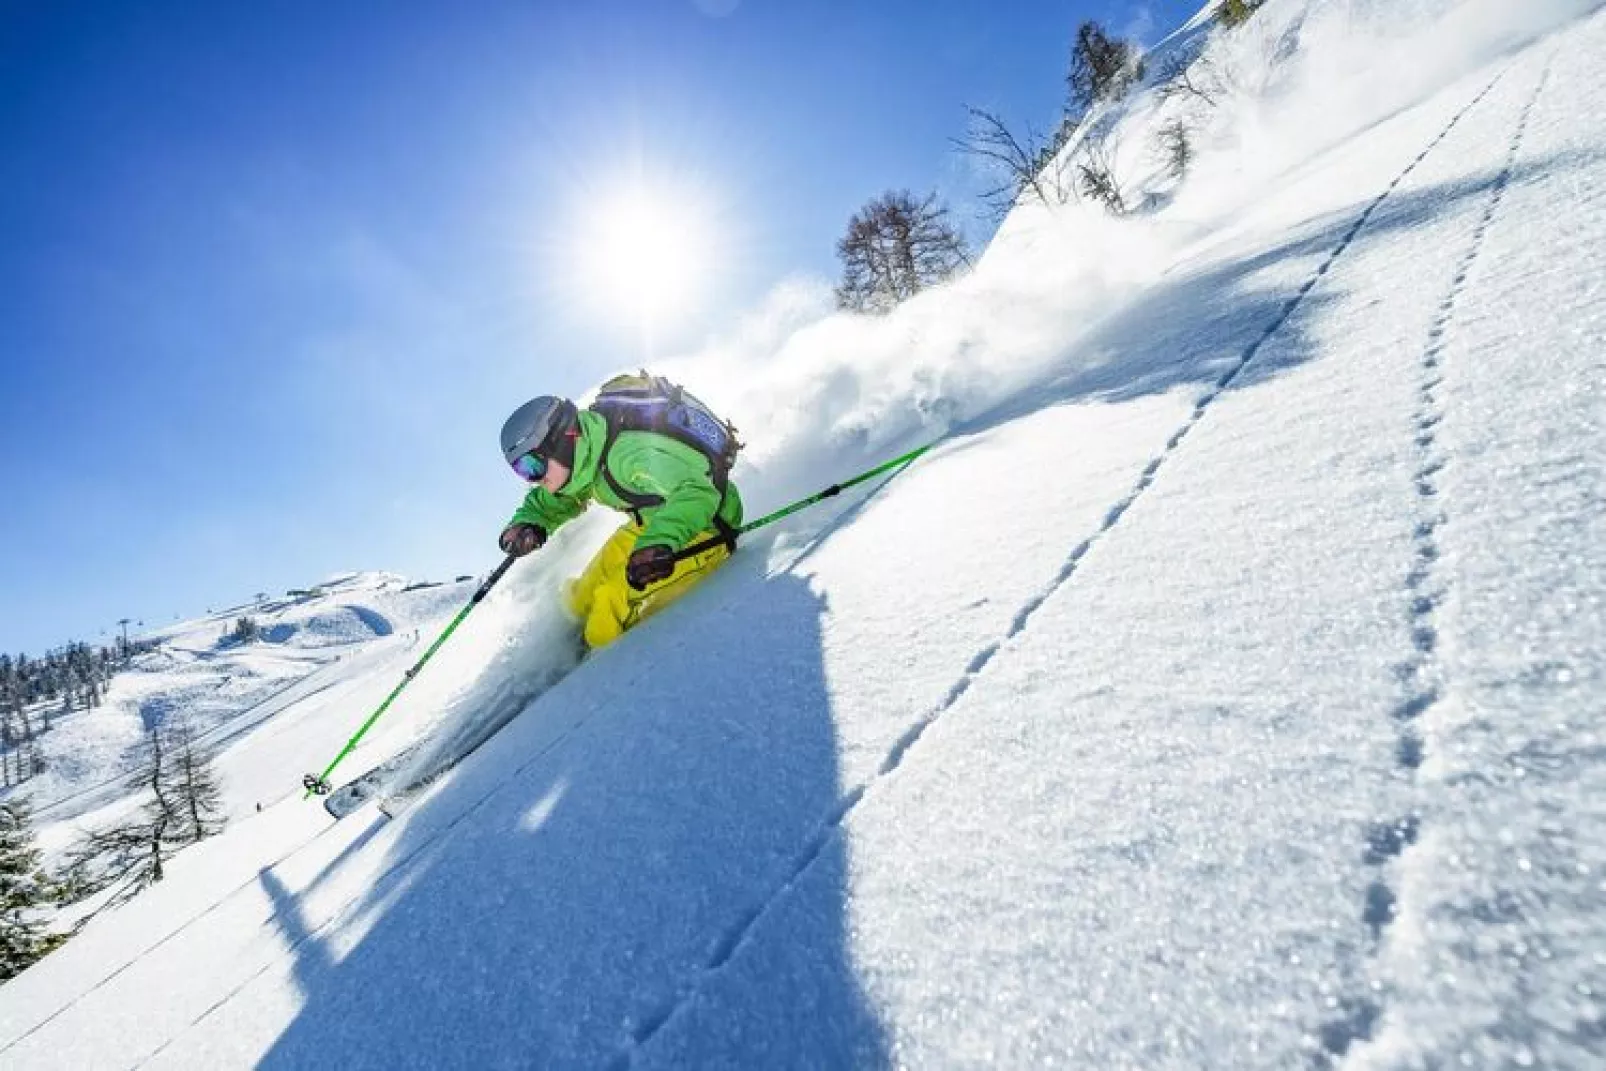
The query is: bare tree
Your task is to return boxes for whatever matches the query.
[953,107,1077,216]
[1068,22,1145,119]
[59,816,170,909]
[164,720,224,844]
[60,717,227,911]
[835,190,971,315]
[1157,50,1224,109]
[61,728,176,907]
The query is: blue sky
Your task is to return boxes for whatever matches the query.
[0,0,1199,654]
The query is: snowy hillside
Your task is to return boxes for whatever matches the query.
[15,573,472,847]
[3,0,1604,1067]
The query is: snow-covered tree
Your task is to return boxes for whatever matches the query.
[225,616,259,645]
[0,799,62,981]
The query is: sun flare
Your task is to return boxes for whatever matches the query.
[571,183,717,336]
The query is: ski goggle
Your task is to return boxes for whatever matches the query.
[511,450,548,483]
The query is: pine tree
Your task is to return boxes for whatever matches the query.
[3,708,39,787]
[1,712,16,788]
[1067,22,1145,118]
[1156,120,1193,180]
[1218,0,1260,29]
[0,799,62,981]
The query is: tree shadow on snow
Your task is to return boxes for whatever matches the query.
[962,151,1596,438]
[257,554,889,1069]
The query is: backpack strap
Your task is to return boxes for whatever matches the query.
[596,410,737,550]
[712,500,738,553]
[595,413,664,526]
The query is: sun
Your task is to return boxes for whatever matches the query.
[569,182,718,342]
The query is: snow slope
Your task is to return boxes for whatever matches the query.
[16,572,473,847]
[2,2,1603,1068]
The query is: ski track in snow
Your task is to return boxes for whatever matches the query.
[1319,51,1558,1065]
[618,63,1516,1068]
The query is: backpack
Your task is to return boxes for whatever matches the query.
[588,372,742,487]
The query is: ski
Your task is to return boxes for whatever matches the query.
[318,619,589,821]
[376,766,448,820]
[323,701,526,820]
[319,741,428,819]
[372,709,516,819]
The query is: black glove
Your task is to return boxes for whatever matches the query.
[498,523,546,557]
[625,544,677,590]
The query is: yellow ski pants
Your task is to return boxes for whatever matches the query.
[564,522,731,648]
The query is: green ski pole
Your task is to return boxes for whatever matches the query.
[302,554,518,798]
[672,439,938,562]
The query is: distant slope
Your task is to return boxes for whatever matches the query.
[15,572,472,832]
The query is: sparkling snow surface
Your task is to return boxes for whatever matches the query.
[2,6,1604,1070]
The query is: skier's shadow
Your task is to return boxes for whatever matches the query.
[259,560,889,1068]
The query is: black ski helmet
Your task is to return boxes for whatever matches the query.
[500,396,577,467]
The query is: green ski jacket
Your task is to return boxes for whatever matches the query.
[507,409,744,551]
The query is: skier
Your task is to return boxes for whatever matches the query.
[497,375,744,648]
